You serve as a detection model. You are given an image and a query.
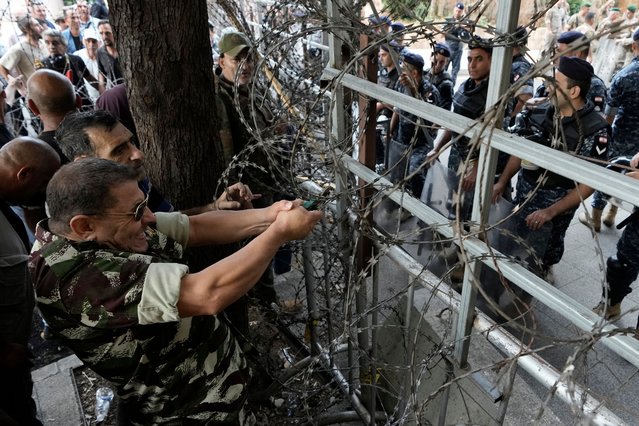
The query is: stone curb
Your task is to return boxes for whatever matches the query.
[32,354,86,425]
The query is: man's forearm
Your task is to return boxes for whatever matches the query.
[187,207,274,246]
[0,65,9,81]
[548,183,594,217]
[178,225,286,317]
[177,203,321,317]
[432,128,452,153]
[498,155,522,186]
[98,73,106,93]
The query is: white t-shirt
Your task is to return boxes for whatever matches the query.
[75,48,100,101]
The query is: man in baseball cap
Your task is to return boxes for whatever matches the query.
[218,31,253,86]
[218,31,252,58]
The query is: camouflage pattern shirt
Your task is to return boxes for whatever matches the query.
[29,212,250,424]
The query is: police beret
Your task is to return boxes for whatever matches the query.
[633,27,639,41]
[629,5,637,12]
[380,41,402,53]
[369,15,391,25]
[391,22,405,32]
[557,31,585,44]
[468,35,493,54]
[401,52,425,69]
[513,26,528,46]
[433,42,451,57]
[557,56,593,81]
[455,2,464,9]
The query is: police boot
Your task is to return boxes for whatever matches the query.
[603,205,618,228]
[578,208,602,232]
[592,300,621,320]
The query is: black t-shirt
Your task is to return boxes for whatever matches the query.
[97,47,123,87]
[42,54,89,88]
[38,130,69,164]
[70,34,82,52]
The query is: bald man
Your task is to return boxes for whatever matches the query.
[27,69,81,163]
[0,137,60,426]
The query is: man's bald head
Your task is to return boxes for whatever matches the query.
[0,137,61,205]
[27,69,77,117]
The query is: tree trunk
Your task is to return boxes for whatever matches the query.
[109,1,236,276]
[109,0,224,210]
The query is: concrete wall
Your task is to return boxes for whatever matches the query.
[372,271,562,424]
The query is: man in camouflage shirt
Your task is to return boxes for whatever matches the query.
[29,158,321,424]
[493,57,610,280]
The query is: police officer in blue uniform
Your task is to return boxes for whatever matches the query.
[535,31,607,114]
[387,52,440,200]
[425,43,455,111]
[429,37,492,220]
[593,152,639,322]
[376,42,402,167]
[431,37,492,183]
[581,29,639,232]
[443,2,472,83]
[504,26,534,129]
[493,57,611,281]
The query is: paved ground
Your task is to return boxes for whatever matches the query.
[32,355,85,425]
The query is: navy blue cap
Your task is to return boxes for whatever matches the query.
[633,27,639,41]
[557,31,586,44]
[557,56,593,81]
[380,40,402,53]
[455,2,464,9]
[391,22,405,32]
[433,42,451,57]
[468,35,493,54]
[401,52,425,69]
[514,26,528,46]
[369,15,391,25]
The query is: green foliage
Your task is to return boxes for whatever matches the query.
[382,0,430,21]
[568,0,583,15]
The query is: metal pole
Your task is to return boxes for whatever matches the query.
[454,0,522,366]
[369,246,379,425]
[325,0,356,397]
[303,239,320,353]
[496,360,519,424]
[321,217,335,355]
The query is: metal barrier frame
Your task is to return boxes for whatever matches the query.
[322,0,639,423]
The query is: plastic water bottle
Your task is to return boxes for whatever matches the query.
[95,387,114,422]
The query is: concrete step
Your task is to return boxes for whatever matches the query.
[32,354,85,425]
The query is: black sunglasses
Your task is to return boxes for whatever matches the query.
[97,194,149,222]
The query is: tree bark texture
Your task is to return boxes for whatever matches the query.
[109,0,224,211]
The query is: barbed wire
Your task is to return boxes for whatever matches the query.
[207,0,639,423]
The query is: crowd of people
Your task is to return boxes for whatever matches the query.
[0,0,121,138]
[0,1,321,424]
[370,3,639,337]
